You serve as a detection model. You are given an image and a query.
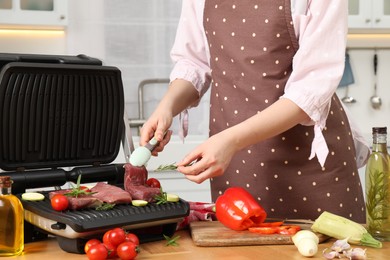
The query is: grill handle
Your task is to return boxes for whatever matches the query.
[1,164,125,194]
[66,164,125,186]
[2,169,67,194]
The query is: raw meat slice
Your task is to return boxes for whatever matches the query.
[49,190,102,210]
[125,185,161,202]
[124,163,148,186]
[91,182,132,204]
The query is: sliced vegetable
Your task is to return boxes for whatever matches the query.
[248,227,277,234]
[257,221,284,227]
[21,192,45,201]
[215,187,267,231]
[311,211,382,248]
[132,200,148,207]
[166,193,180,202]
[248,225,300,235]
[155,190,180,204]
[277,225,301,235]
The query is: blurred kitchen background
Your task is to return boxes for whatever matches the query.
[0,0,389,202]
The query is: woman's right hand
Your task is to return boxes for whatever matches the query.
[139,78,200,157]
[140,110,173,156]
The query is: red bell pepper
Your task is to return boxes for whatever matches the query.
[215,187,267,231]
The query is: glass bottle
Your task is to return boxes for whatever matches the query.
[365,127,390,241]
[0,176,24,256]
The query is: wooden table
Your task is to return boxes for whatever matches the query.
[12,230,389,260]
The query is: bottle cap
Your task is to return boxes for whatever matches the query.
[0,176,12,188]
[372,127,387,134]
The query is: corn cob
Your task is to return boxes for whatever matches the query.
[311,211,382,248]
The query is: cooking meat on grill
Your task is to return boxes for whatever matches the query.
[126,185,161,202]
[91,182,132,204]
[123,163,147,185]
[124,163,161,202]
[49,191,103,210]
[49,181,132,210]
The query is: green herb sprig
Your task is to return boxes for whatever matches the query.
[95,203,116,211]
[163,234,180,246]
[155,163,178,171]
[154,189,168,205]
[64,174,96,198]
[155,161,197,172]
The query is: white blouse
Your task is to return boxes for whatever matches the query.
[169,0,369,168]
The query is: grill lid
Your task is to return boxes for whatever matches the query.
[0,54,124,171]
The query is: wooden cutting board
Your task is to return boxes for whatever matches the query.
[189,221,329,247]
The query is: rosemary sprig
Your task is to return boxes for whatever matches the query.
[154,189,168,205]
[163,234,180,246]
[64,174,96,198]
[366,169,390,231]
[95,203,116,211]
[155,163,178,171]
[155,161,197,172]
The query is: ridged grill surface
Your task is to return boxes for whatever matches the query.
[0,63,124,170]
[20,193,190,232]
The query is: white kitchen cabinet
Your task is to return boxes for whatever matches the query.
[0,0,67,28]
[348,0,390,29]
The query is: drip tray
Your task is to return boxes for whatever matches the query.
[19,192,190,253]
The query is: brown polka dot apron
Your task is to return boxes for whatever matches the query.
[204,0,365,222]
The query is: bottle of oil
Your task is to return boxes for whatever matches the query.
[0,176,24,256]
[365,127,390,241]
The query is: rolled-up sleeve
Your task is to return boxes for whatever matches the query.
[282,0,348,166]
[169,0,212,105]
[283,0,348,127]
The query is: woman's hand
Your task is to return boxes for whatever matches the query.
[176,131,238,184]
[140,110,173,156]
[139,79,200,157]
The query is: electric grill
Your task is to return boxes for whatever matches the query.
[0,53,190,253]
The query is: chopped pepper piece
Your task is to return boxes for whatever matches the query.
[215,187,267,231]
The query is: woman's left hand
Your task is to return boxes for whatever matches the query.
[176,131,237,183]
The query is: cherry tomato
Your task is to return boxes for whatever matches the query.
[86,243,108,260]
[85,238,101,254]
[116,242,139,260]
[104,242,117,259]
[103,230,112,247]
[108,227,126,247]
[80,186,91,192]
[146,178,161,188]
[50,194,69,211]
[125,233,140,246]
